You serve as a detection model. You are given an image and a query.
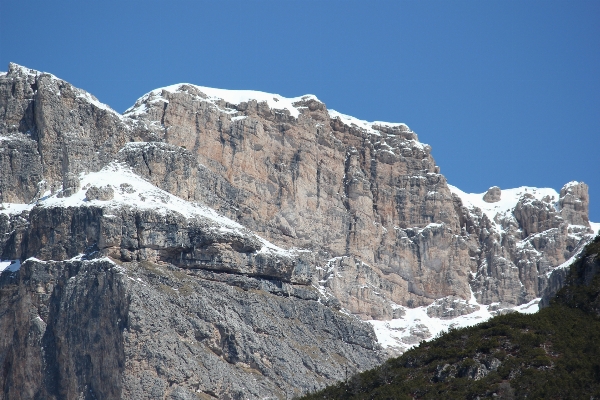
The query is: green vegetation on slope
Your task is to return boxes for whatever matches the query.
[302,236,600,399]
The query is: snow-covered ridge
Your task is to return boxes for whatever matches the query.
[125,83,320,119]
[74,90,120,115]
[449,184,559,222]
[39,162,235,220]
[328,109,410,135]
[4,63,51,79]
[35,162,295,257]
[125,82,417,135]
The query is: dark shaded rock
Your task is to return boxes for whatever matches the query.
[0,258,127,400]
[0,258,383,399]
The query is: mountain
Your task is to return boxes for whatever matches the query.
[301,234,600,399]
[0,63,596,399]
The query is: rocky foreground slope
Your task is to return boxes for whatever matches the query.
[0,63,596,399]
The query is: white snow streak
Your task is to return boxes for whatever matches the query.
[127,84,319,119]
[369,294,541,354]
[328,109,411,136]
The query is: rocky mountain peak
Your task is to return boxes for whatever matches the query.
[559,181,590,227]
[1,63,597,398]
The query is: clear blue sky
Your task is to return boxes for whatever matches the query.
[1,0,598,220]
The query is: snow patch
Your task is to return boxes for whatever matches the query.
[0,202,34,216]
[0,260,21,273]
[449,184,559,223]
[369,292,541,354]
[563,181,581,190]
[127,84,319,119]
[590,221,600,236]
[328,109,410,136]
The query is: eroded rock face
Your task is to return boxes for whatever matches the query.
[4,204,309,285]
[559,181,590,227]
[0,133,44,203]
[124,83,595,315]
[2,65,594,317]
[0,259,381,400]
[0,63,158,204]
[454,183,593,306]
[0,259,128,400]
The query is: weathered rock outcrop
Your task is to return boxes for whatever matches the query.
[426,296,480,319]
[0,258,128,400]
[0,63,164,204]
[559,181,590,227]
[0,258,381,399]
[453,184,593,306]
[15,204,310,284]
[482,186,501,203]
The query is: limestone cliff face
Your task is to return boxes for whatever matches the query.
[0,63,596,398]
[123,83,594,317]
[124,84,474,316]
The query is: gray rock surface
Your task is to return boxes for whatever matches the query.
[0,258,382,400]
[85,185,114,201]
[483,186,501,203]
[0,258,127,400]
